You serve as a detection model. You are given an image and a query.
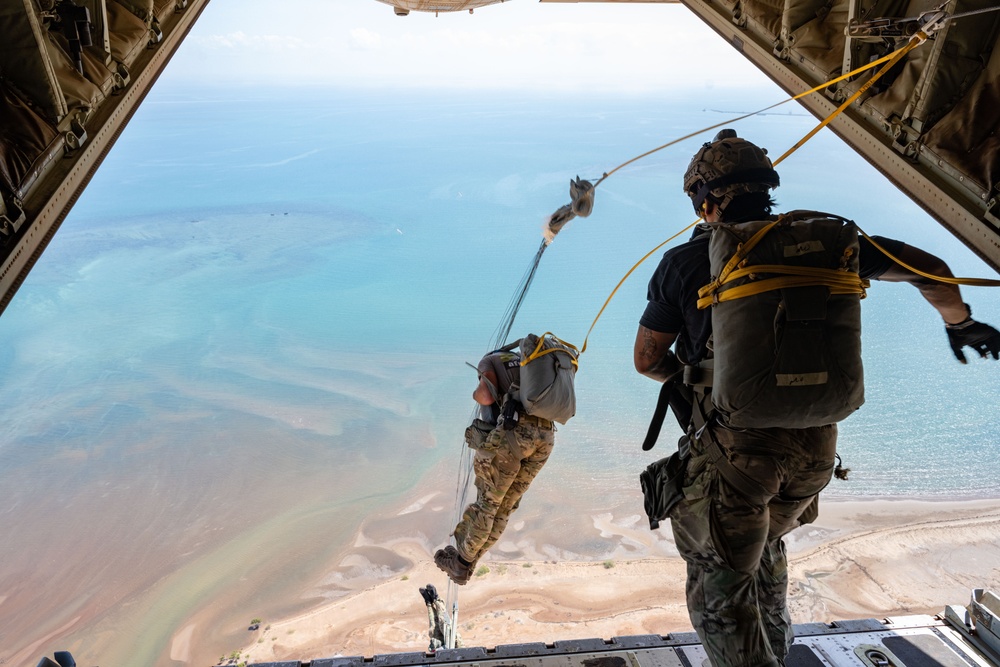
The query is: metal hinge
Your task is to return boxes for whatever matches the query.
[846,1,950,39]
[0,195,26,244]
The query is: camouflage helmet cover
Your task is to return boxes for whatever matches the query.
[683,129,780,214]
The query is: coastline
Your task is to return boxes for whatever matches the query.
[234,495,1000,665]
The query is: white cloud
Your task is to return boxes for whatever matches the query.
[168,2,774,93]
[195,31,310,52]
[350,27,383,50]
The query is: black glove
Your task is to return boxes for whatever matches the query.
[946,306,1000,363]
[419,584,439,605]
[500,397,521,431]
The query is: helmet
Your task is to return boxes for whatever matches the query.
[683,129,780,215]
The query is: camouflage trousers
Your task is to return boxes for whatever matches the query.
[453,419,555,563]
[426,599,458,650]
[670,420,837,667]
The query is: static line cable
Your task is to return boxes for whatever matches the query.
[489,179,594,349]
[861,230,1000,287]
[449,601,460,649]
[580,219,700,353]
[505,35,923,351]
[772,31,928,167]
[491,239,547,350]
[589,39,917,192]
[848,1,1000,38]
[579,30,943,350]
[948,5,1000,20]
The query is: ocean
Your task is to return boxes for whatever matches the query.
[0,84,997,666]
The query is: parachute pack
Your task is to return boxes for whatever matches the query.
[514,333,579,425]
[699,210,868,428]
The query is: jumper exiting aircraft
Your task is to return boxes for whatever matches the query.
[4,2,1000,667]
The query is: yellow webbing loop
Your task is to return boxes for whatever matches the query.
[695,220,1000,311]
[861,230,1000,287]
[698,219,783,302]
[696,267,869,310]
[522,332,580,369]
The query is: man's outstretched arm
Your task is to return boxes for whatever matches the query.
[633,325,680,381]
[877,244,1000,363]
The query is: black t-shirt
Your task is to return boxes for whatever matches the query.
[639,224,904,364]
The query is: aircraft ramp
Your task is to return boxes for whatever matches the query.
[248,591,1000,667]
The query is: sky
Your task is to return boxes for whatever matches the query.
[165,0,774,92]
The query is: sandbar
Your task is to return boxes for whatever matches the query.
[237,496,1000,665]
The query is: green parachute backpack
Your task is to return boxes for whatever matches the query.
[698,210,868,428]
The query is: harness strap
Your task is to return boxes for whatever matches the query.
[702,431,771,506]
[699,219,782,301]
[642,380,674,451]
[695,215,869,311]
[640,362,692,451]
[683,363,713,388]
[683,359,715,436]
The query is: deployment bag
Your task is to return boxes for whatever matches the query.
[699,211,867,428]
[515,333,579,424]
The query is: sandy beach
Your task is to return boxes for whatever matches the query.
[233,495,1000,665]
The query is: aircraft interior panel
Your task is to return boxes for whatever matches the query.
[0,0,211,316]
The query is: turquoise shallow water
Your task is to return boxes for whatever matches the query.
[0,85,998,664]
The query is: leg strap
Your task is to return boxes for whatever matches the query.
[702,430,771,506]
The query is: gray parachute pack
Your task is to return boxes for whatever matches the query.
[703,210,866,428]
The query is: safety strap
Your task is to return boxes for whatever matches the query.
[641,371,683,451]
[696,218,779,308]
[641,381,672,452]
[709,218,782,291]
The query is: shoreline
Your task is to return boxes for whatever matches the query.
[232,495,1000,665]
